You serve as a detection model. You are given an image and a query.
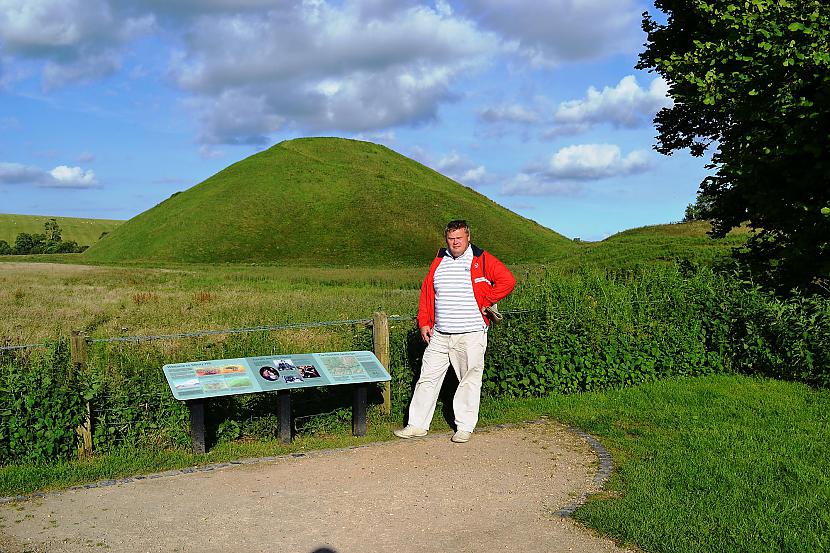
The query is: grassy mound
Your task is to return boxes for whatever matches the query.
[84,138,574,266]
[0,214,122,246]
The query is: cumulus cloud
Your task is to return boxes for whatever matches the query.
[502,144,652,197]
[539,144,652,180]
[0,162,45,184]
[406,147,492,188]
[0,161,98,188]
[0,1,659,145]
[172,1,499,143]
[49,165,98,187]
[552,75,672,131]
[0,0,154,89]
[434,151,488,187]
[460,0,642,66]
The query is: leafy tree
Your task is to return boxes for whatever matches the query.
[638,0,830,293]
[682,191,716,223]
[44,218,62,244]
[0,240,11,255]
[14,233,34,255]
[54,240,81,253]
[29,233,47,254]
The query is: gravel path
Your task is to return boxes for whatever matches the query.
[0,423,633,553]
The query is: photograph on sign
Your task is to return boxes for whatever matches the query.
[274,358,297,371]
[259,366,279,381]
[298,365,320,379]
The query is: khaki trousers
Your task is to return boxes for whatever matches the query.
[407,330,488,433]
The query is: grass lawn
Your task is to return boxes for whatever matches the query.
[485,375,830,553]
[2,374,827,552]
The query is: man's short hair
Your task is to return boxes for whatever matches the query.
[445,219,470,237]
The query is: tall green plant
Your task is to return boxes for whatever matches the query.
[0,340,84,464]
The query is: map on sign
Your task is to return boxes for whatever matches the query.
[162,351,390,401]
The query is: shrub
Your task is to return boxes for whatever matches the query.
[0,340,85,464]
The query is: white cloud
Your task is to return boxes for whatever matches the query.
[460,0,642,66]
[0,162,46,184]
[432,151,488,187]
[502,143,653,197]
[0,0,154,89]
[0,161,98,188]
[542,144,652,180]
[48,165,98,187]
[553,75,672,130]
[172,1,499,143]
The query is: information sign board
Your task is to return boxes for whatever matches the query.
[163,350,390,401]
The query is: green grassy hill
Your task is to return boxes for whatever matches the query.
[574,221,749,269]
[84,137,576,266]
[0,214,123,247]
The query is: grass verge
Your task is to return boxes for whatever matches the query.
[2,375,827,552]
[481,374,830,553]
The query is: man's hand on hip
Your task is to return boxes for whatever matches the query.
[420,325,433,344]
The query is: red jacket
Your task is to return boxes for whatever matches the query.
[417,245,516,329]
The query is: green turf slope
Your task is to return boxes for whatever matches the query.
[0,214,123,246]
[84,138,574,266]
[576,221,748,269]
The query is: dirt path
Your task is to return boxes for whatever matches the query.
[0,423,633,553]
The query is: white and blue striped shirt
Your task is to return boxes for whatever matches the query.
[433,245,486,333]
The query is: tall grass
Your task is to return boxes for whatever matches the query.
[0,262,423,343]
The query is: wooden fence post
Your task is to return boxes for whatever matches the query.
[372,311,391,415]
[70,330,93,458]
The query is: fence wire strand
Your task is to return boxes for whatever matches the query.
[0,309,535,351]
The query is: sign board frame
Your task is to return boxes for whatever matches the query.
[162,350,390,452]
[163,350,390,401]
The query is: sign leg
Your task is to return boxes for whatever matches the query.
[353,384,367,437]
[188,399,206,454]
[278,390,292,444]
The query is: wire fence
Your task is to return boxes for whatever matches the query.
[0,311,532,351]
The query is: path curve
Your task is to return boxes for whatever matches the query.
[0,423,632,553]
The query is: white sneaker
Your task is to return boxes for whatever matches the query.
[394,425,428,439]
[451,430,472,443]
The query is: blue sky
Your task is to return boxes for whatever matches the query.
[0,0,709,241]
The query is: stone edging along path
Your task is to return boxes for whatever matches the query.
[0,420,614,513]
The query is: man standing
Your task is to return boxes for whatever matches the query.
[394,220,515,443]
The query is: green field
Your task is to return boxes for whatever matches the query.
[0,262,426,343]
[0,214,122,247]
[0,218,750,344]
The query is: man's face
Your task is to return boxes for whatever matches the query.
[445,228,470,258]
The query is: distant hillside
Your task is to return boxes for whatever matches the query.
[574,221,749,269]
[84,138,575,266]
[0,214,123,246]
